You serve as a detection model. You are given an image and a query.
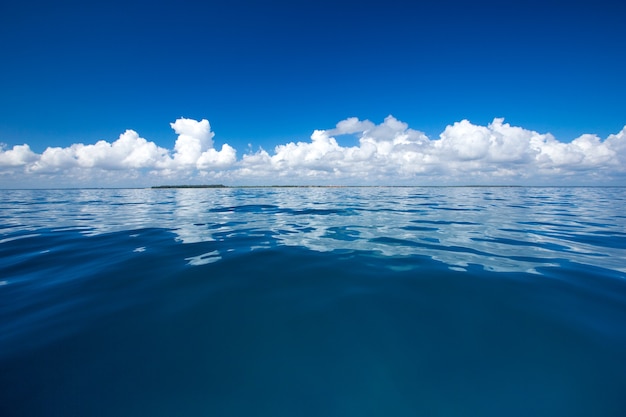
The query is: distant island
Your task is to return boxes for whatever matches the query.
[151,184,527,189]
[151,184,351,189]
[151,184,227,189]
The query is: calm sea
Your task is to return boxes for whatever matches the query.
[1,187,626,417]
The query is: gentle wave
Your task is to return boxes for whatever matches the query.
[6,187,625,270]
[1,187,626,416]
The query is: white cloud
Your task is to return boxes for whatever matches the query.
[237,116,625,184]
[197,144,237,169]
[0,144,39,167]
[33,146,78,172]
[437,120,493,161]
[77,130,171,170]
[328,117,375,135]
[1,116,625,187]
[27,130,171,173]
[170,118,214,167]
[606,126,626,171]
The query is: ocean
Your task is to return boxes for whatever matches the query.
[1,186,626,417]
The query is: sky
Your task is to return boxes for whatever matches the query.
[1,0,625,187]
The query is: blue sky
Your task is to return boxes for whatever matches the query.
[1,0,625,186]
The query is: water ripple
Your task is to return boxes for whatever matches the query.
[2,187,626,416]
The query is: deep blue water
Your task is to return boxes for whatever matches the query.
[1,187,626,417]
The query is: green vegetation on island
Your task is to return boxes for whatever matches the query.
[151,184,227,189]
[151,184,529,189]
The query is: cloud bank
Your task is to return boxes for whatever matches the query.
[1,116,625,187]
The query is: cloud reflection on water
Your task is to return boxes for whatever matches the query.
[1,187,625,274]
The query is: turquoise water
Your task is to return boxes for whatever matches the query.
[1,187,626,416]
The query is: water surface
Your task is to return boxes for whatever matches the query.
[1,187,626,416]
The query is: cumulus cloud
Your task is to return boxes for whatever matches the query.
[197,144,237,169]
[170,118,214,167]
[1,116,625,187]
[0,144,38,167]
[25,130,172,174]
[237,116,625,184]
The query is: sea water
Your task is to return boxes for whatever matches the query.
[1,186,625,417]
